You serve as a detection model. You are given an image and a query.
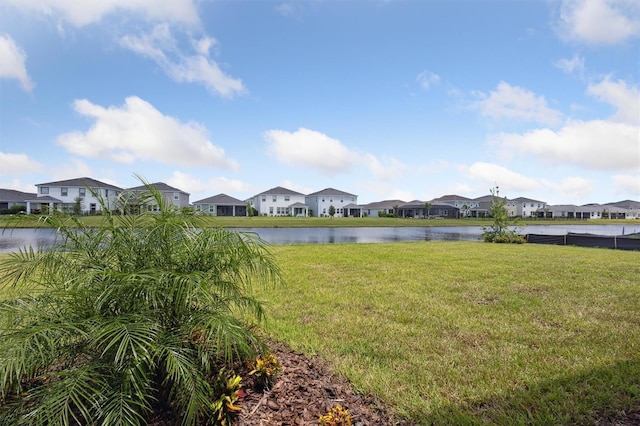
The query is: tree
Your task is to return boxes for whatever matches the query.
[461,203,470,218]
[72,196,83,215]
[0,179,282,425]
[482,186,524,243]
[392,204,400,218]
[328,204,336,218]
[424,202,431,219]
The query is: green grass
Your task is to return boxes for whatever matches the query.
[2,242,638,424]
[0,213,635,229]
[261,242,640,424]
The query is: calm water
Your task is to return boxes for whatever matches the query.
[1,224,638,253]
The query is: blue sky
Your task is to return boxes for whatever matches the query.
[1,0,638,206]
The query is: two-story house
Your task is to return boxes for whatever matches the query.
[125,182,190,212]
[30,177,123,214]
[249,186,308,217]
[305,188,358,217]
[431,195,479,217]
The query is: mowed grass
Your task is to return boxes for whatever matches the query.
[262,242,640,424]
[1,242,638,424]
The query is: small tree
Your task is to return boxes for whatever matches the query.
[328,204,336,218]
[0,178,282,425]
[72,196,83,215]
[392,204,400,218]
[424,202,431,219]
[482,186,524,243]
[461,203,470,218]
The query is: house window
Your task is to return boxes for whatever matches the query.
[340,198,343,203]
[209,205,215,213]
[272,196,277,202]
[173,192,179,200]
[40,187,49,194]
[61,188,68,196]
[322,198,325,202]
[284,196,290,201]
[444,210,448,216]
[79,188,86,197]
[269,207,273,215]
[262,196,266,202]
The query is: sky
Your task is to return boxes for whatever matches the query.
[0,0,638,206]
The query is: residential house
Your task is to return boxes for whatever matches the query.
[0,189,35,212]
[510,197,547,218]
[125,182,190,212]
[397,201,460,218]
[431,195,479,217]
[31,177,123,214]
[360,199,405,217]
[305,188,358,217]
[193,194,247,216]
[249,186,308,217]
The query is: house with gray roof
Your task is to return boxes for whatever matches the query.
[249,186,308,216]
[360,199,405,217]
[0,189,36,212]
[305,188,358,217]
[32,177,123,214]
[397,201,460,219]
[125,182,190,211]
[193,194,247,216]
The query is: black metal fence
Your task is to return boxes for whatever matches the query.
[526,233,640,251]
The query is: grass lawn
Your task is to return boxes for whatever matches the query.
[1,241,638,424]
[261,242,639,424]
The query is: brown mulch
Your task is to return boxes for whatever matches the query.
[236,341,411,426]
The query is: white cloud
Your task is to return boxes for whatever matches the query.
[264,128,358,176]
[167,171,252,200]
[0,35,34,91]
[49,158,94,181]
[0,152,42,175]
[558,0,640,45]
[0,179,37,193]
[476,82,563,126]
[56,96,239,170]
[6,0,199,27]
[492,119,639,172]
[461,162,541,192]
[613,174,640,196]
[554,54,585,75]
[540,176,595,202]
[264,127,408,179]
[364,154,408,180]
[416,71,440,90]
[587,77,640,125]
[120,25,246,98]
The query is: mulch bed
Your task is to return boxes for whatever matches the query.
[236,341,411,426]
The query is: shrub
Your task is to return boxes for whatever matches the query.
[318,405,352,426]
[0,179,282,425]
[249,353,281,390]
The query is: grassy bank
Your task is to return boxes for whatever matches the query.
[1,214,635,228]
[1,242,638,424]
[262,242,639,424]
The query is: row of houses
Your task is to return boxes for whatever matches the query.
[1,177,639,220]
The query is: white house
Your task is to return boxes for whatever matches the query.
[30,177,123,214]
[305,188,358,217]
[509,197,547,218]
[125,182,190,211]
[249,186,308,216]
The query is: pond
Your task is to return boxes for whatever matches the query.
[1,224,638,253]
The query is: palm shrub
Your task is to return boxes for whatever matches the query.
[0,181,282,425]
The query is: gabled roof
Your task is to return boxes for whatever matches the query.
[0,189,36,202]
[306,187,356,197]
[432,194,473,202]
[193,193,245,205]
[605,200,640,209]
[511,196,545,203]
[253,186,305,197]
[127,182,189,195]
[360,199,405,209]
[473,195,494,202]
[289,202,308,208]
[37,177,122,191]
